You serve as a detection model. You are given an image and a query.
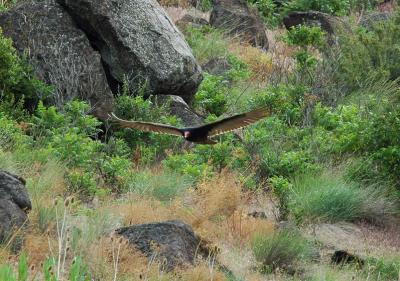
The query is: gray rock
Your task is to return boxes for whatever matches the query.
[360,12,391,31]
[0,171,31,244]
[58,0,203,102]
[201,57,231,76]
[154,95,203,126]
[210,0,268,50]
[176,13,209,30]
[0,0,114,119]
[116,220,202,270]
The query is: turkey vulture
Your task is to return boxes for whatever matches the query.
[108,107,269,144]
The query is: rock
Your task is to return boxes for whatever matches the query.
[210,0,268,50]
[201,57,231,76]
[0,0,114,119]
[0,171,31,246]
[247,211,267,219]
[154,95,203,126]
[58,0,203,102]
[359,12,391,31]
[283,11,348,43]
[116,220,203,270]
[331,250,365,267]
[176,13,209,30]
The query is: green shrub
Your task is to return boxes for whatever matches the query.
[195,73,228,116]
[284,0,351,16]
[163,152,212,180]
[114,93,183,164]
[251,230,312,273]
[226,54,251,81]
[0,27,52,118]
[364,257,400,281]
[247,0,279,27]
[289,173,397,223]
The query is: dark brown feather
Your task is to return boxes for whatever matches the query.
[108,113,183,137]
[204,107,269,137]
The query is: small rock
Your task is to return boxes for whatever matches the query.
[201,57,231,76]
[331,250,365,267]
[247,211,267,219]
[116,220,204,271]
[0,171,31,249]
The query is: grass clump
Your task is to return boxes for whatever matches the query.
[251,229,312,273]
[289,173,397,223]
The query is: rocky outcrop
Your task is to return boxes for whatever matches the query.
[0,171,31,244]
[210,0,268,50]
[0,0,114,119]
[116,220,203,270]
[57,0,203,102]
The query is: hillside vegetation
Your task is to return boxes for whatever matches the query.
[0,0,400,280]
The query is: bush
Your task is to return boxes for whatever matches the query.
[284,0,351,16]
[194,73,228,116]
[364,257,400,281]
[251,230,312,272]
[289,173,397,223]
[0,27,52,117]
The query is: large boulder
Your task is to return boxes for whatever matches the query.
[210,0,268,50]
[0,171,31,245]
[57,0,203,102]
[0,0,114,119]
[116,220,203,270]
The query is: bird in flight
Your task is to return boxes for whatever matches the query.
[108,107,269,144]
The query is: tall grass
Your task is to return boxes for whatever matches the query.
[251,230,312,273]
[127,170,193,202]
[289,172,398,223]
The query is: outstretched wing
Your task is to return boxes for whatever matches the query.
[108,113,183,137]
[202,107,269,137]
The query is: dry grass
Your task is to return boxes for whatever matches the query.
[157,0,191,8]
[229,42,274,83]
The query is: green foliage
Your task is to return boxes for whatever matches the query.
[163,152,212,180]
[269,176,292,220]
[334,12,400,91]
[0,254,90,281]
[364,257,400,281]
[114,93,183,166]
[285,25,326,48]
[289,173,397,223]
[195,73,228,116]
[247,0,279,27]
[185,26,228,64]
[0,27,52,118]
[197,0,213,11]
[284,0,351,16]
[226,54,252,81]
[251,230,312,273]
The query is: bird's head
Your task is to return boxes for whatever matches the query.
[184,131,191,139]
